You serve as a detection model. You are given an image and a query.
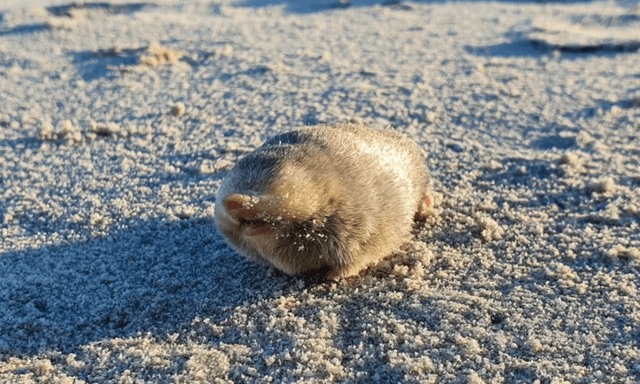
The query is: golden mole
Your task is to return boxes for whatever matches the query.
[215,123,434,279]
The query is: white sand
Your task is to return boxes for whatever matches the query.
[1,0,639,382]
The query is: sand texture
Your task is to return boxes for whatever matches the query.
[1,0,639,383]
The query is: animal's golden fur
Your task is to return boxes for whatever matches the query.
[215,123,433,278]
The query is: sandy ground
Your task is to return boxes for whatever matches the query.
[1,0,639,383]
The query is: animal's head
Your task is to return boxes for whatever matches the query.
[214,160,350,274]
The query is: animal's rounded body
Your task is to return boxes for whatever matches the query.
[214,123,433,278]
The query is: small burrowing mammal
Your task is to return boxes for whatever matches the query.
[214,123,435,279]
